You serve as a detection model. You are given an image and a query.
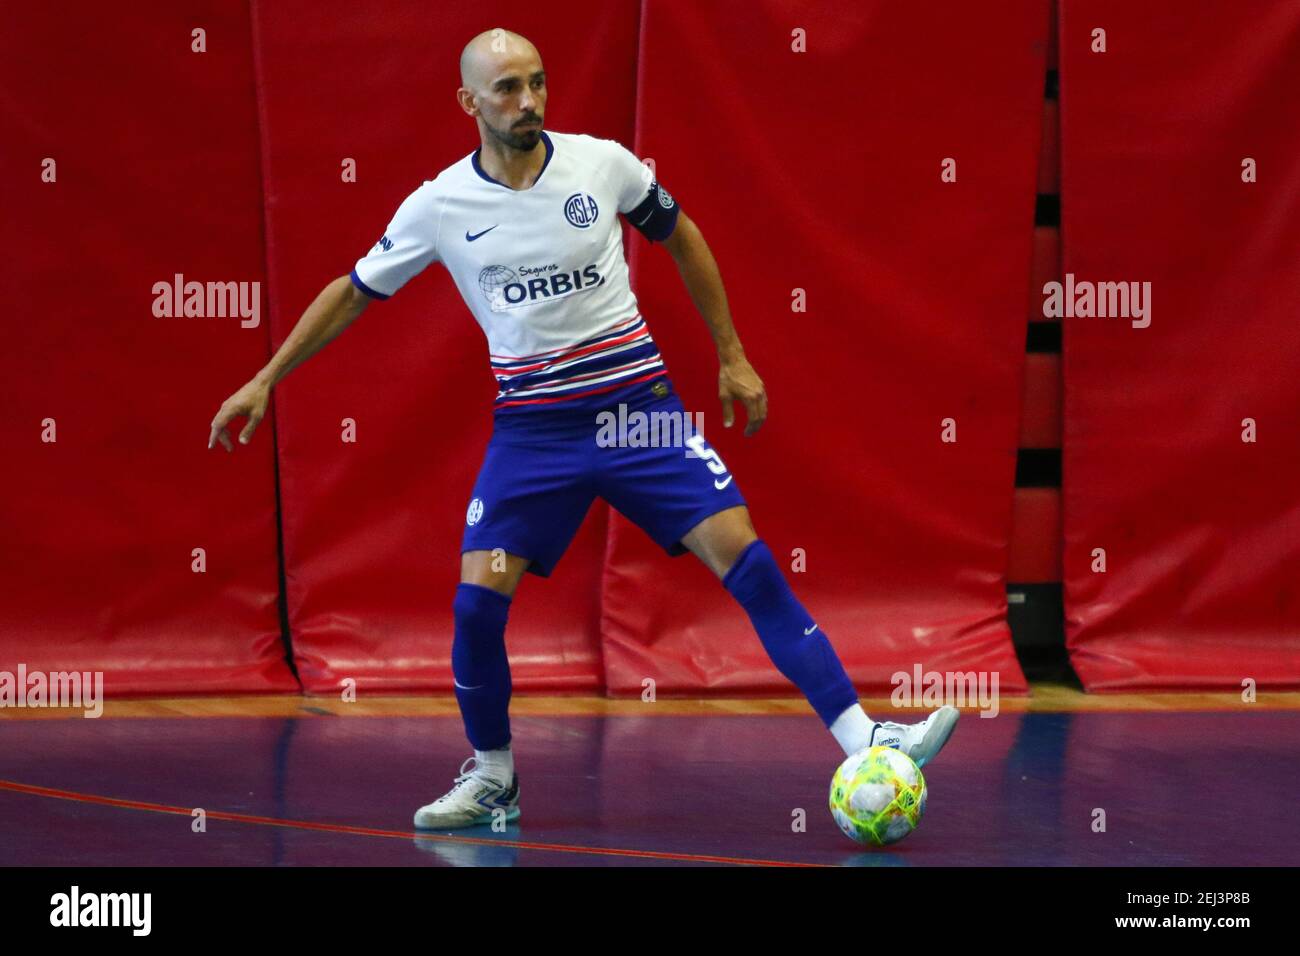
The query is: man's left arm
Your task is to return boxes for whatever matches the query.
[662,212,768,436]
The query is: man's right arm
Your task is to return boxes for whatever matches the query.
[207,274,373,452]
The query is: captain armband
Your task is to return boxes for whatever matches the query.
[625,181,680,242]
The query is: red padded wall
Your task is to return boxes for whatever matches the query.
[27,2,1253,700]
[1060,2,1300,690]
[252,1,642,692]
[598,0,1045,698]
[0,3,295,693]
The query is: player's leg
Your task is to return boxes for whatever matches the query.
[682,504,958,767]
[414,548,533,831]
[595,412,881,755]
[461,547,532,596]
[450,548,531,781]
[594,391,959,767]
[414,433,594,830]
[681,505,862,751]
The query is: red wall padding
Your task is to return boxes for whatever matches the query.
[1019,354,1062,448]
[1037,99,1060,194]
[0,3,296,693]
[598,0,1045,697]
[1008,489,1062,584]
[253,1,642,692]
[1029,227,1061,313]
[1060,2,1300,690]
[27,2,1251,699]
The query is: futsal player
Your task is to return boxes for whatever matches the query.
[208,28,959,829]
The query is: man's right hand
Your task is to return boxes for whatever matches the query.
[206,274,372,452]
[208,378,271,452]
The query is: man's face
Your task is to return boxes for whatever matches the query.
[477,58,547,151]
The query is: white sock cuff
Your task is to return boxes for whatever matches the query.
[829,703,876,757]
[474,746,514,782]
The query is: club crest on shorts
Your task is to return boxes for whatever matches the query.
[466,498,484,526]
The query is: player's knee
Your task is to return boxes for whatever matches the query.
[721,540,805,618]
[686,507,758,578]
[453,581,510,623]
[716,535,759,578]
[715,526,761,579]
[459,549,526,596]
[451,583,512,682]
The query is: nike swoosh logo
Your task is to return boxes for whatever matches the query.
[714,476,733,490]
[453,679,485,690]
[466,225,498,241]
[803,624,818,635]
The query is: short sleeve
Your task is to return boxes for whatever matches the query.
[351,185,442,300]
[606,139,680,242]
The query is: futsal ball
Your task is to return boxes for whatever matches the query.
[829,746,927,846]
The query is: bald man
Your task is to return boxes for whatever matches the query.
[209,28,958,831]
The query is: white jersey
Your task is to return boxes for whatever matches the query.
[351,130,680,413]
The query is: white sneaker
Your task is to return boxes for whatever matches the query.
[870,705,960,768]
[413,757,521,830]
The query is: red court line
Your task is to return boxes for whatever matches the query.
[0,779,825,868]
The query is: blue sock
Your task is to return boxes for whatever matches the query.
[722,540,859,727]
[451,583,514,751]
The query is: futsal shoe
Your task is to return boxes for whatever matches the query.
[412,756,521,830]
[870,705,960,768]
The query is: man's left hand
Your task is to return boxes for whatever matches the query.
[719,355,767,436]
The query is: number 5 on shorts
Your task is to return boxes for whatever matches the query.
[686,434,730,480]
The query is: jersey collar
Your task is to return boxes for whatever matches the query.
[472,131,554,190]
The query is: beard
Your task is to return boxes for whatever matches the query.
[487,116,543,151]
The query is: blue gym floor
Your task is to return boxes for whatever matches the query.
[1,711,1296,866]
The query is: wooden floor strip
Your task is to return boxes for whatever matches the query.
[2,684,1297,720]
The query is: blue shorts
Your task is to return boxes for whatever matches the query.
[461,378,747,577]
